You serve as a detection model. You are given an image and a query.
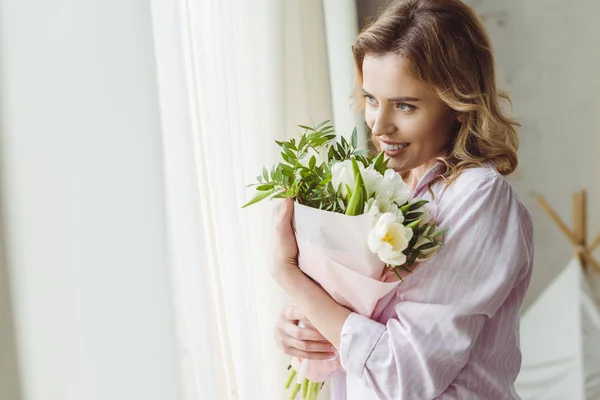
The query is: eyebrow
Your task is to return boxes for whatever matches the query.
[362,89,421,102]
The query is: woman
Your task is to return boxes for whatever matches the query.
[272,0,533,399]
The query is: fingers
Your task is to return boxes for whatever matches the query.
[282,305,305,322]
[281,345,337,361]
[275,306,335,360]
[281,306,323,336]
[281,320,329,342]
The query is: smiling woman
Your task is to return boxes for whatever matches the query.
[352,0,519,191]
[272,1,534,399]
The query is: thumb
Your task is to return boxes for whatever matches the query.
[276,198,294,232]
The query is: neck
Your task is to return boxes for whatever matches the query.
[401,159,439,192]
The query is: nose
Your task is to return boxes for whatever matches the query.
[370,108,396,137]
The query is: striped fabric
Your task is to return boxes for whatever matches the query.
[331,163,534,400]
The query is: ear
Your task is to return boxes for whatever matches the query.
[456,112,466,124]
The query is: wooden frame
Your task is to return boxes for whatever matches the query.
[537,190,600,273]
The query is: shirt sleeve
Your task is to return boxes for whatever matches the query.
[338,174,533,400]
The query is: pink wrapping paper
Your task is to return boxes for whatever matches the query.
[290,202,403,382]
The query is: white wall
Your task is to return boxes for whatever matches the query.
[0,1,181,399]
[466,0,600,308]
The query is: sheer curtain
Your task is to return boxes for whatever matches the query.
[150,0,342,399]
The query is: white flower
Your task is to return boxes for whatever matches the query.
[331,160,355,199]
[376,169,410,205]
[361,164,384,198]
[366,197,401,219]
[299,146,329,168]
[368,212,413,266]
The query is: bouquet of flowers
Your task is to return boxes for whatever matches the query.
[243,121,445,400]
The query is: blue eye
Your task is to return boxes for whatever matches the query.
[396,102,415,111]
[364,95,377,105]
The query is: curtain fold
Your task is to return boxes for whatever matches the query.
[151,0,342,399]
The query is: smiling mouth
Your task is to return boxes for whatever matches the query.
[380,142,409,151]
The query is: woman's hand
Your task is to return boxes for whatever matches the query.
[272,198,300,280]
[275,305,337,360]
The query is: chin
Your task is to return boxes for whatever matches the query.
[385,157,409,174]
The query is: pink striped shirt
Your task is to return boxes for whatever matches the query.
[332,163,534,400]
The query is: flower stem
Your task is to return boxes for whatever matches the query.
[285,368,296,389]
[302,378,309,398]
[290,383,301,400]
[306,382,315,400]
[391,266,403,281]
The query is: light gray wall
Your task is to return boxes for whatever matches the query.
[357,0,600,309]
[0,0,181,399]
[463,0,600,308]
[0,212,21,400]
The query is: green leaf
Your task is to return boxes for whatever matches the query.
[416,242,438,251]
[316,120,331,129]
[256,183,275,191]
[280,164,295,176]
[427,222,437,236]
[298,135,307,150]
[275,165,283,181]
[351,128,358,149]
[373,151,385,173]
[298,125,314,131]
[309,155,316,169]
[241,188,274,208]
[408,200,429,211]
[405,218,422,229]
[417,224,429,236]
[345,158,367,216]
[262,166,269,181]
[281,152,295,165]
[435,229,448,239]
[345,184,353,202]
[404,212,423,221]
[341,136,348,148]
[330,147,342,161]
[319,175,332,185]
[288,139,297,151]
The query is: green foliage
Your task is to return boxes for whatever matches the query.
[242,121,382,213]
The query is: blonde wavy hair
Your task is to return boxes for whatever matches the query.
[352,0,519,185]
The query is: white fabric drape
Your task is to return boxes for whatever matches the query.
[516,259,600,399]
[150,0,342,399]
[322,0,367,149]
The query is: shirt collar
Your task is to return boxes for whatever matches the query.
[413,162,446,198]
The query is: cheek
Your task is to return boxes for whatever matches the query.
[407,115,448,144]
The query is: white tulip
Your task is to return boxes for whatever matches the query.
[366,198,401,219]
[361,164,384,198]
[375,169,410,206]
[331,160,355,199]
[367,212,413,266]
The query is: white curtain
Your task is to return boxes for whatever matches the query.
[149,0,353,399]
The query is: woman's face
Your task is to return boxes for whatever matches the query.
[362,53,458,174]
